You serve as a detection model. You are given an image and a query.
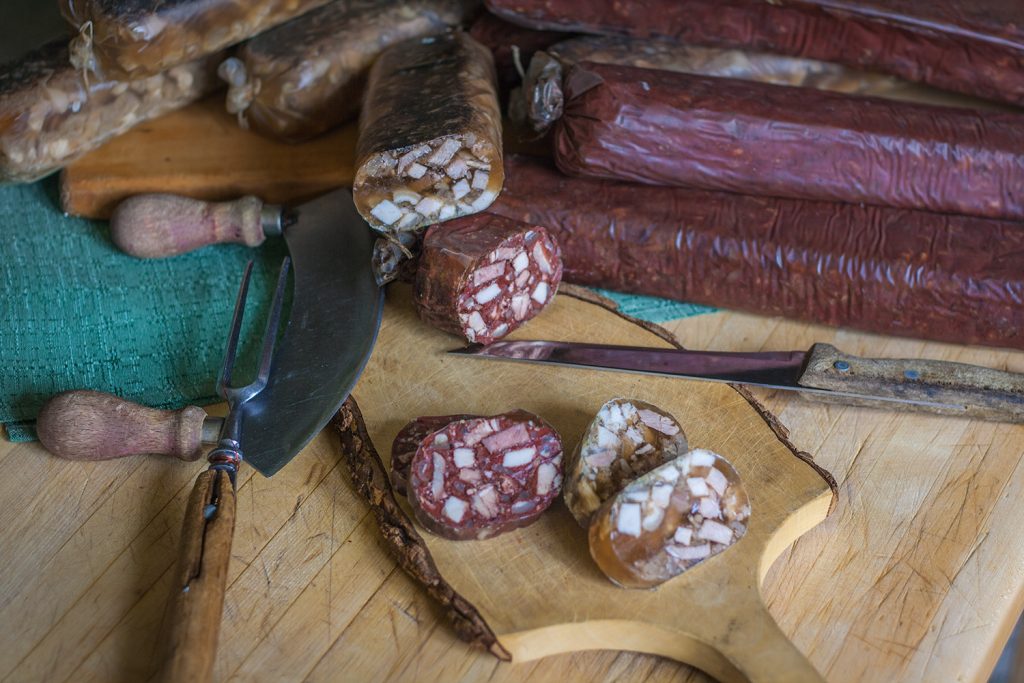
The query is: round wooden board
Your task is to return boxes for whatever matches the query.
[349,285,836,683]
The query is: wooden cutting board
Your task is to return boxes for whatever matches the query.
[344,284,836,683]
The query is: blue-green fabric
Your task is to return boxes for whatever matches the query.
[1,179,713,443]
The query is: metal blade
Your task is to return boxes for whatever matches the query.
[450,340,963,411]
[238,188,383,476]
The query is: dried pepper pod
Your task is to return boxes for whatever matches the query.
[589,449,750,589]
[61,0,334,78]
[565,398,688,526]
[1,40,221,184]
[414,213,562,345]
[390,413,480,496]
[353,32,504,233]
[407,411,563,540]
[554,61,1024,221]
[222,0,479,142]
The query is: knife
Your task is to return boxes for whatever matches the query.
[37,187,384,681]
[450,340,1024,423]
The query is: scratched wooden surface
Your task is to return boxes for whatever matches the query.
[2,290,1022,682]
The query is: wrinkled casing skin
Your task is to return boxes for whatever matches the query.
[488,156,1024,350]
[554,61,1024,221]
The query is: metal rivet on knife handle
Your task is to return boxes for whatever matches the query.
[36,390,221,462]
[109,194,282,258]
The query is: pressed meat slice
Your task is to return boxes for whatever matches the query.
[407,411,564,540]
[390,414,480,496]
[589,449,750,589]
[415,212,563,345]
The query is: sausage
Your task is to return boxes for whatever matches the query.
[553,61,1024,221]
[487,156,1024,351]
[565,398,688,527]
[0,40,221,184]
[589,448,750,589]
[468,11,572,100]
[390,414,480,496]
[221,0,478,142]
[407,411,563,540]
[518,35,1005,132]
[61,0,333,78]
[415,213,563,345]
[483,0,1024,108]
[353,32,504,234]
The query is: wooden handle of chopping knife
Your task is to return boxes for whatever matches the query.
[159,468,236,683]
[36,390,213,461]
[110,194,271,258]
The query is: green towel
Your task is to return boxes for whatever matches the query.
[1,179,713,443]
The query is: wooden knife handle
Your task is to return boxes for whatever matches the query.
[110,194,271,258]
[36,390,211,461]
[160,468,236,683]
[798,343,1024,422]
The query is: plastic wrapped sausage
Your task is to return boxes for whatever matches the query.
[415,213,562,345]
[353,32,504,233]
[565,398,688,527]
[589,448,750,589]
[390,413,479,496]
[487,156,1024,351]
[469,11,571,100]
[518,35,1003,132]
[1,40,221,184]
[554,61,1024,221]
[484,0,1024,108]
[61,0,334,78]
[407,411,563,540]
[221,0,479,142]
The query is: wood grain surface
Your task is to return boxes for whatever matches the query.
[3,287,1023,682]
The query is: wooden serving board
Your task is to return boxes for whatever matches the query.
[344,285,836,682]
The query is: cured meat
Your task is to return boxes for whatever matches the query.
[415,213,563,345]
[407,411,564,540]
[518,35,1004,132]
[353,32,504,233]
[390,414,479,496]
[589,448,750,589]
[488,156,1024,351]
[469,11,571,100]
[565,398,688,526]
[61,0,333,78]
[554,61,1024,221]
[0,40,220,183]
[484,0,1024,108]
[221,0,478,142]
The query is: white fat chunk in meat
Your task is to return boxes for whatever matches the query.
[445,157,468,179]
[674,526,693,545]
[531,281,549,304]
[706,467,729,497]
[427,138,461,166]
[637,409,679,435]
[532,241,553,274]
[596,425,619,449]
[406,162,428,179]
[396,212,421,230]
[453,448,475,468]
[689,449,716,468]
[686,477,710,497]
[661,465,682,483]
[617,503,642,537]
[471,190,497,211]
[515,269,531,288]
[622,488,649,503]
[482,422,530,452]
[511,294,530,321]
[601,403,627,432]
[473,261,506,286]
[536,462,557,495]
[458,468,481,483]
[392,189,420,205]
[370,200,403,226]
[697,519,734,545]
[667,543,711,561]
[512,251,530,274]
[624,426,645,445]
[438,204,456,221]
[650,483,673,508]
[452,179,471,200]
[511,500,536,515]
[471,170,490,190]
[642,506,664,531]
[430,453,446,499]
[503,446,537,468]
[472,485,499,517]
[397,144,430,172]
[415,196,443,216]
[475,283,502,305]
[699,496,721,519]
[491,323,509,339]
[466,311,486,334]
[585,447,617,467]
[443,496,468,523]
[432,433,448,446]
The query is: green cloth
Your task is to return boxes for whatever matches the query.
[1,180,713,443]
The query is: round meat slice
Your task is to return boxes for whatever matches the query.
[566,398,688,526]
[414,213,563,345]
[407,410,564,540]
[589,449,750,589]
[390,414,479,496]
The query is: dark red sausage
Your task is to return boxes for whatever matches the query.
[484,0,1024,107]
[390,414,480,496]
[487,156,1024,350]
[407,411,564,540]
[553,61,1024,221]
[415,213,563,345]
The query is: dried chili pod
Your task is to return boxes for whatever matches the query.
[223,0,479,142]
[565,398,688,526]
[353,32,503,233]
[1,40,221,183]
[589,449,750,589]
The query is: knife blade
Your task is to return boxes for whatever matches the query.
[450,340,1024,423]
